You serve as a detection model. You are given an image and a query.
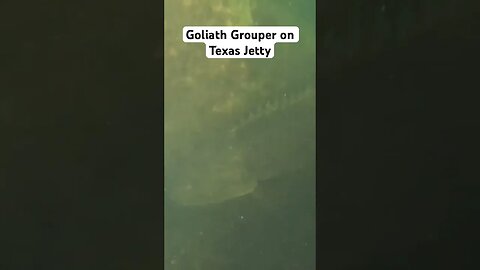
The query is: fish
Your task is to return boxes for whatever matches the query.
[164,0,315,206]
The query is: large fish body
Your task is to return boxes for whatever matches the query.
[164,0,316,206]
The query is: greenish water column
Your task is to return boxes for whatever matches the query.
[164,0,316,269]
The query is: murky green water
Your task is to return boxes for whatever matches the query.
[164,0,315,269]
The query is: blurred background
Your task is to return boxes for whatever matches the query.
[1,1,163,269]
[318,0,480,269]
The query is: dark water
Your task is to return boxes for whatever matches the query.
[317,1,480,269]
[1,1,164,269]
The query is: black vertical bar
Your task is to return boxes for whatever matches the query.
[0,1,165,268]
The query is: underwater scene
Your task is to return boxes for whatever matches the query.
[164,0,316,269]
